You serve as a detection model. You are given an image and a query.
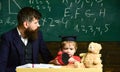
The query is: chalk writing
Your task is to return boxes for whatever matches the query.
[85,9,95,17]
[29,0,51,12]
[1,0,119,41]
[40,16,110,36]
[9,0,21,14]
[0,19,3,24]
[0,17,17,26]
[99,8,106,17]
[104,24,110,32]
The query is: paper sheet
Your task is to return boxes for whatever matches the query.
[16,63,62,68]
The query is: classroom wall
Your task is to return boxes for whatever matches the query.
[45,42,120,72]
[0,0,120,41]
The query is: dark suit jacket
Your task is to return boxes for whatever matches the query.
[0,28,53,72]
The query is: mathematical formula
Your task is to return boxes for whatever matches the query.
[0,0,110,36]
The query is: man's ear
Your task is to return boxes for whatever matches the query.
[23,21,29,28]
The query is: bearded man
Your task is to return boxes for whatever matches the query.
[0,7,53,72]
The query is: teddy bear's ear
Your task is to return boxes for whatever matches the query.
[99,54,102,57]
[97,43,102,50]
[90,42,102,50]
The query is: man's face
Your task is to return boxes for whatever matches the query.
[24,18,40,41]
[28,18,40,31]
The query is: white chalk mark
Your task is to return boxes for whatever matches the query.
[85,9,94,17]
[47,6,51,12]
[100,31,102,35]
[75,8,80,19]
[62,0,68,4]
[75,0,81,4]
[95,0,103,3]
[86,0,91,3]
[90,2,93,7]
[104,24,110,32]
[93,18,96,23]
[80,1,84,8]
[48,18,55,27]
[41,18,47,26]
[9,0,21,14]
[88,26,94,32]
[64,7,70,17]
[96,27,101,32]
[99,8,106,17]
[74,24,79,32]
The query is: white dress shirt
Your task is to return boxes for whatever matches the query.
[17,28,28,46]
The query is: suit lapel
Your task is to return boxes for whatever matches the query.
[31,39,39,63]
[12,28,39,63]
[13,28,24,64]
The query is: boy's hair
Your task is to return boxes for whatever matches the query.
[17,7,42,26]
[61,41,78,50]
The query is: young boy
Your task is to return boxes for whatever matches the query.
[49,36,81,65]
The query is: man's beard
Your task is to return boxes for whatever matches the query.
[24,27,39,41]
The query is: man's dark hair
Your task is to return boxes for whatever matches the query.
[17,7,42,25]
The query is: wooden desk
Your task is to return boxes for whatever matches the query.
[16,68,102,72]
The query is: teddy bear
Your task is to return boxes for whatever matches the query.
[79,42,103,68]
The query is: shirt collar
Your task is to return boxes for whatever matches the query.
[17,27,28,46]
[17,27,21,36]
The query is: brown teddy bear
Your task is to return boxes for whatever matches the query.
[79,42,103,68]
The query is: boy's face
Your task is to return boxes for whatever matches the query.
[62,43,76,57]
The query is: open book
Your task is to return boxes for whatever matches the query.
[16,63,62,68]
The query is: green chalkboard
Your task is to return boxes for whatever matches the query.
[0,0,120,41]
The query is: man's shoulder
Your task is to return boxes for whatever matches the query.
[38,30,43,36]
[1,28,17,37]
[38,30,42,33]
